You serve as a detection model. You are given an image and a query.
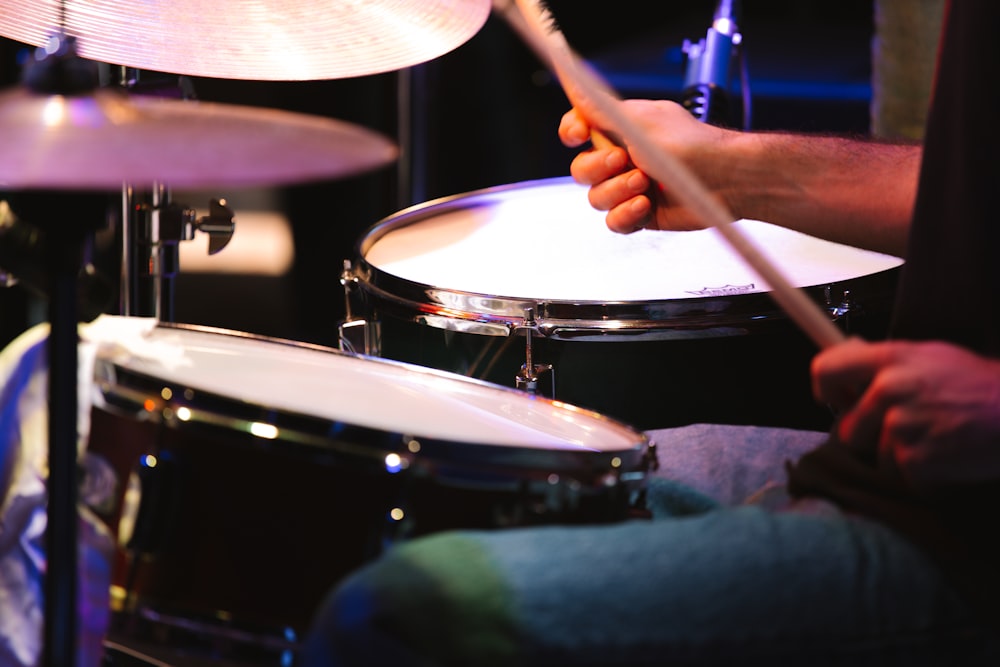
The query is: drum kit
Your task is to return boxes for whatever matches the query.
[0,2,652,665]
[0,1,903,665]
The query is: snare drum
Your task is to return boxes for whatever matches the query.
[85,318,650,660]
[346,177,904,431]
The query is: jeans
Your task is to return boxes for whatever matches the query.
[302,424,998,666]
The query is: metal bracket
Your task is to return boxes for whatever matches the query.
[513,306,554,395]
[338,260,380,355]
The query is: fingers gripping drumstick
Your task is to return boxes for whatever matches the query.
[493,0,847,350]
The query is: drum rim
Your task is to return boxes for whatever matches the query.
[92,321,654,482]
[352,177,902,340]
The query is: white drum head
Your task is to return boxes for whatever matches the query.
[89,317,644,452]
[363,177,904,302]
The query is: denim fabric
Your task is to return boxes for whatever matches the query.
[644,423,827,511]
[302,424,999,666]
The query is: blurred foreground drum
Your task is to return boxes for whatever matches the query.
[345,177,904,431]
[86,320,652,661]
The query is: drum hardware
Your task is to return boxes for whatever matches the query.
[121,183,235,321]
[824,287,860,331]
[44,219,99,667]
[514,306,555,395]
[338,258,539,387]
[0,36,118,667]
[109,66,235,321]
[338,259,380,355]
[4,205,110,667]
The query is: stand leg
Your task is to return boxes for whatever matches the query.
[43,227,86,667]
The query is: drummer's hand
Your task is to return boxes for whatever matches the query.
[557,99,736,234]
[811,337,1000,491]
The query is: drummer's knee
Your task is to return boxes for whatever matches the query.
[303,532,519,667]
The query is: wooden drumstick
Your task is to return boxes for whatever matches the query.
[493,0,847,350]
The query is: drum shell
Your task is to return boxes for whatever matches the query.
[352,297,895,432]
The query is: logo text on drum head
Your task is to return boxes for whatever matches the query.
[685,284,757,297]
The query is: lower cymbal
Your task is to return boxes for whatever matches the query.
[0,86,399,190]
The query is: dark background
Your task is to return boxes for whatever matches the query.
[1,0,874,349]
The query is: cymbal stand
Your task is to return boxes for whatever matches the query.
[120,185,235,320]
[1,190,108,667]
[6,34,108,667]
[0,192,109,667]
[43,203,106,667]
[113,68,234,320]
[121,182,169,319]
[9,42,232,665]
[395,64,430,209]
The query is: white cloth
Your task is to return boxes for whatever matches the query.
[0,316,157,667]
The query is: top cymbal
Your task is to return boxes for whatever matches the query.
[0,0,491,81]
[0,86,399,189]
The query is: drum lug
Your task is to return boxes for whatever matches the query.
[339,317,380,355]
[514,307,554,395]
[339,259,380,354]
[515,363,553,394]
[824,287,861,330]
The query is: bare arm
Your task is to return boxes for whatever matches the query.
[733,131,920,256]
[559,100,921,257]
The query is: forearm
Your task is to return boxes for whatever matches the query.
[561,101,921,254]
[723,132,920,257]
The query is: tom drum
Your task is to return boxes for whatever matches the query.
[85,318,652,661]
[345,177,904,431]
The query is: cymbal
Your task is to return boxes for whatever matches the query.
[0,0,491,81]
[0,86,399,190]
